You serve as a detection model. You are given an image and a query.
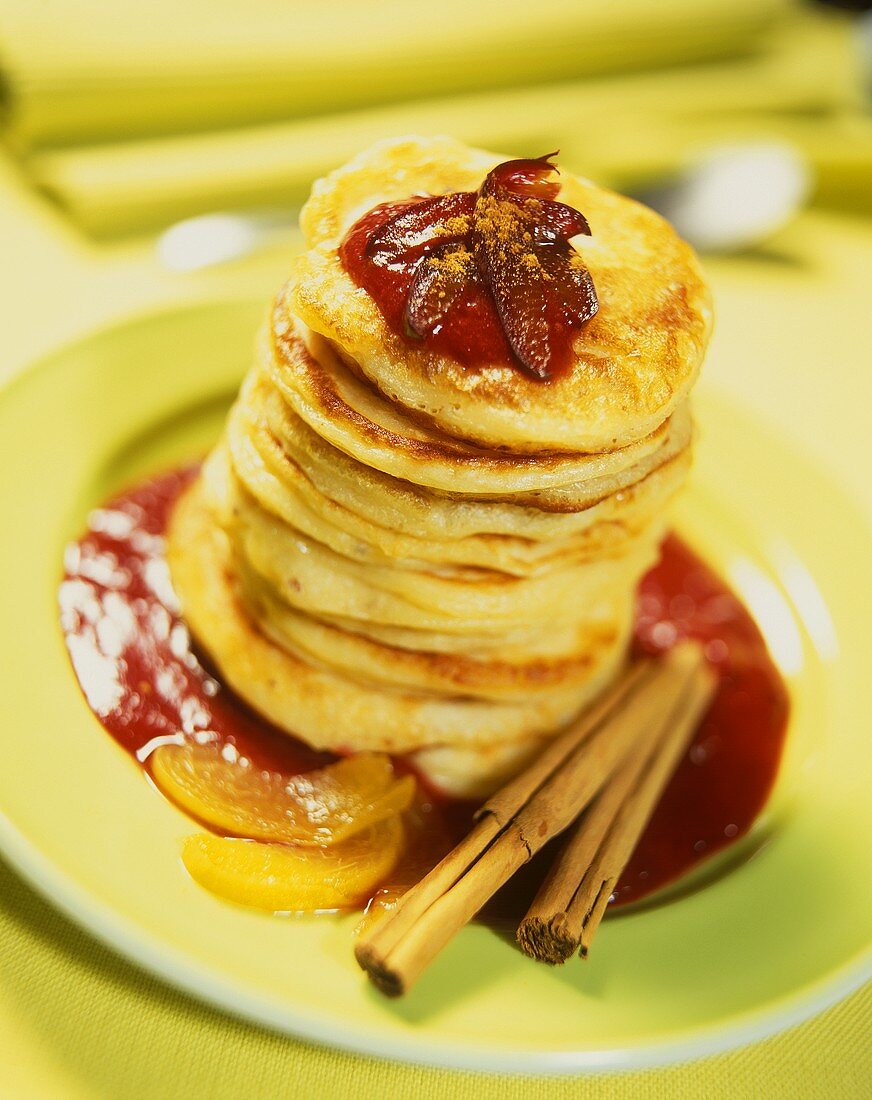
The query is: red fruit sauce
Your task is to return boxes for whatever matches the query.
[59,467,789,914]
[341,200,518,371]
[338,156,598,381]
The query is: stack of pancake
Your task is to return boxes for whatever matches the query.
[168,136,712,797]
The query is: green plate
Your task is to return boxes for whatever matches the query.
[0,299,869,1073]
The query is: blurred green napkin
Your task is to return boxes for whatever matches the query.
[2,0,869,235]
[0,0,791,150]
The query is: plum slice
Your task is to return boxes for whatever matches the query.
[473,156,597,379]
[356,153,599,379]
[365,192,474,265]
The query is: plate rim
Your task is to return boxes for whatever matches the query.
[1,300,870,1075]
[2,803,870,1075]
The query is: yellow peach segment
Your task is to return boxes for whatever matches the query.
[152,744,415,846]
[181,816,405,911]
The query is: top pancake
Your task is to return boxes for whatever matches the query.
[291,135,713,454]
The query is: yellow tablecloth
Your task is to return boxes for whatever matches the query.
[1,858,869,1099]
[0,153,870,1098]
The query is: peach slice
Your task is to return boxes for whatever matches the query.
[181,816,405,911]
[152,744,415,846]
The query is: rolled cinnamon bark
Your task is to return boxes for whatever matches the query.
[355,643,707,996]
[518,660,716,963]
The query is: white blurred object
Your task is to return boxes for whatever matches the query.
[637,142,812,253]
[157,209,292,271]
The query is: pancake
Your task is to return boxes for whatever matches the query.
[233,364,693,537]
[265,314,689,494]
[166,135,710,795]
[168,480,627,796]
[291,135,712,454]
[235,557,634,701]
[217,414,691,578]
[225,496,657,635]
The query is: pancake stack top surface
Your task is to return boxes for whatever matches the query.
[168,135,713,797]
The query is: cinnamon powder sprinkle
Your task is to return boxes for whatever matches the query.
[356,154,598,379]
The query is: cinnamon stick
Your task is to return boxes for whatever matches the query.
[575,666,715,957]
[355,643,707,996]
[518,658,716,963]
[355,659,652,983]
[516,722,665,964]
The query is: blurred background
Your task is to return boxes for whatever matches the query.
[0,0,870,377]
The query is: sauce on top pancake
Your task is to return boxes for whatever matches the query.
[291,135,713,453]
